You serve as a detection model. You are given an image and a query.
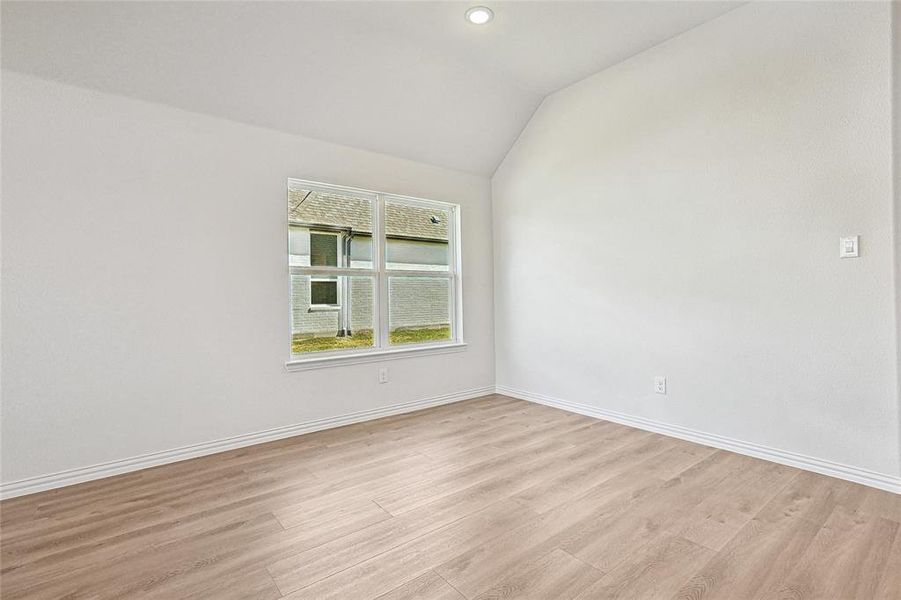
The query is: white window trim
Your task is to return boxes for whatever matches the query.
[286,178,464,370]
[285,341,468,371]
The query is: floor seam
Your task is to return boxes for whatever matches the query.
[557,547,607,577]
[264,567,287,598]
[269,501,500,596]
[371,498,393,517]
[433,569,470,600]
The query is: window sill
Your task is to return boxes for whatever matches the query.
[285,342,467,372]
[307,306,340,313]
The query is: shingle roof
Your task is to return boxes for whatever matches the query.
[288,189,448,241]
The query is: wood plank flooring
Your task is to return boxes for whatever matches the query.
[1,394,899,599]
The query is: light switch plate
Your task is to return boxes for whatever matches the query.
[839,236,859,258]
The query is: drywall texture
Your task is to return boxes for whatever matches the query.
[493,2,900,477]
[1,71,494,484]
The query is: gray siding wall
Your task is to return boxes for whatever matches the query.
[388,277,449,330]
[291,275,374,335]
[289,225,449,336]
[291,275,448,335]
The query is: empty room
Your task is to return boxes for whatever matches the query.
[1,1,900,598]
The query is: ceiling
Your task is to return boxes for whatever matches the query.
[1,1,739,175]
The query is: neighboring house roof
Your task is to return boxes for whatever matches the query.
[289,188,448,242]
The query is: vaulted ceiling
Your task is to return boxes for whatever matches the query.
[1,1,739,175]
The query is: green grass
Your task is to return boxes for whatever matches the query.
[390,325,451,345]
[292,326,451,354]
[292,330,374,354]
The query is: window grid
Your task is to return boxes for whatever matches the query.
[288,179,461,360]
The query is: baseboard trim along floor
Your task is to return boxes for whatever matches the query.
[0,385,495,499]
[4,383,898,499]
[496,385,901,495]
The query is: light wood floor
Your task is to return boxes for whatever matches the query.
[1,394,899,599]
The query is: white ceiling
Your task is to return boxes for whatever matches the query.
[1,1,739,174]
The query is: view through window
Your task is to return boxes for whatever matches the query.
[288,180,460,358]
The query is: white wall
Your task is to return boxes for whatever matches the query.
[1,71,494,485]
[493,2,900,479]
[893,0,901,481]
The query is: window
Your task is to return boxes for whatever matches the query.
[287,179,463,366]
[310,277,339,307]
[308,232,340,309]
[310,232,339,267]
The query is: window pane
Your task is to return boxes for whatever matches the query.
[310,233,338,267]
[288,187,373,269]
[291,272,375,354]
[388,276,452,345]
[310,278,338,305]
[385,199,450,271]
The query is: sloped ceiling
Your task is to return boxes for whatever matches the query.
[1,1,738,175]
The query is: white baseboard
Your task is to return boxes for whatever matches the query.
[496,385,901,495]
[6,384,897,499]
[0,386,495,500]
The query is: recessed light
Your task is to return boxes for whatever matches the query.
[465,6,493,25]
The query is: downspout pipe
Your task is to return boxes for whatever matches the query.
[337,233,353,337]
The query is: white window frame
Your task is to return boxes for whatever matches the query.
[286,179,465,371]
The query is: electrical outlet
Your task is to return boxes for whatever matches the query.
[378,367,389,384]
[654,376,667,395]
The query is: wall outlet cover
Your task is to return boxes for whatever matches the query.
[654,376,667,395]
